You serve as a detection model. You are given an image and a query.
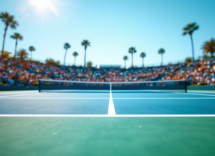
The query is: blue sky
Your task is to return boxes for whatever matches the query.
[0,0,214,68]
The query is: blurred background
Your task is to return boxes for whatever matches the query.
[0,0,215,87]
[0,0,214,67]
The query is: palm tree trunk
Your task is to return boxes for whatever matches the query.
[2,26,8,57]
[14,39,18,58]
[64,49,67,66]
[84,47,86,67]
[74,56,76,66]
[131,53,133,68]
[142,58,144,67]
[124,60,126,68]
[161,54,163,66]
[190,34,195,62]
[31,51,32,60]
[142,58,143,67]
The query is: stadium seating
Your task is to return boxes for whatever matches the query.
[0,57,215,86]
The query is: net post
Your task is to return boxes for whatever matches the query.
[185,80,187,93]
[39,80,41,92]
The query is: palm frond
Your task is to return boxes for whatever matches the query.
[182,22,199,36]
[29,46,36,52]
[193,26,199,30]
[158,48,165,54]
[128,47,137,54]
[140,52,146,58]
[0,12,18,28]
[123,55,128,60]
[81,40,91,46]
[11,21,18,29]
[73,51,78,57]
[17,49,28,60]
[201,38,215,56]
[64,43,71,49]
[11,33,23,40]
[183,27,189,31]
[182,32,187,35]
[0,12,9,22]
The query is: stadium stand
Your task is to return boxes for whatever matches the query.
[0,57,215,86]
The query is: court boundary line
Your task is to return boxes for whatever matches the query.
[188,91,215,93]
[113,98,215,99]
[1,98,215,99]
[0,97,110,100]
[180,92,215,97]
[1,114,215,117]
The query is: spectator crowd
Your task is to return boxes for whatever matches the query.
[0,57,215,86]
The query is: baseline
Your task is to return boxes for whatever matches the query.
[1,114,215,117]
[0,98,110,99]
[112,98,215,99]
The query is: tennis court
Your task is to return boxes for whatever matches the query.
[0,81,215,156]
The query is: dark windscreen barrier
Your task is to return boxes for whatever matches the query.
[39,80,187,93]
[39,80,110,92]
[112,81,186,92]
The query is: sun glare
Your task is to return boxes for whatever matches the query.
[29,0,59,16]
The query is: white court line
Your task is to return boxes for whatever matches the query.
[1,97,215,99]
[188,91,215,93]
[108,92,116,116]
[180,92,215,97]
[112,98,215,99]
[0,114,215,117]
[0,97,110,100]
[0,98,215,100]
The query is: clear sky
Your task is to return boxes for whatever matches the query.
[0,0,214,68]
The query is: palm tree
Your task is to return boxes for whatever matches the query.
[202,38,215,58]
[123,56,128,68]
[0,51,11,58]
[17,49,28,60]
[81,40,90,67]
[128,47,137,68]
[140,52,146,67]
[11,33,23,58]
[29,46,36,60]
[158,48,165,66]
[45,58,60,66]
[0,12,18,56]
[182,22,199,61]
[185,57,192,63]
[63,43,71,66]
[87,61,93,68]
[72,51,78,66]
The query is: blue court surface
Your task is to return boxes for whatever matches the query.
[0,90,215,115]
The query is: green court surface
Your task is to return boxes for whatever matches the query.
[1,117,215,156]
[1,90,215,156]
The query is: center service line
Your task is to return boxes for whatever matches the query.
[108,91,116,116]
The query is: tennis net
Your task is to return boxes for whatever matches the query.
[38,79,187,93]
